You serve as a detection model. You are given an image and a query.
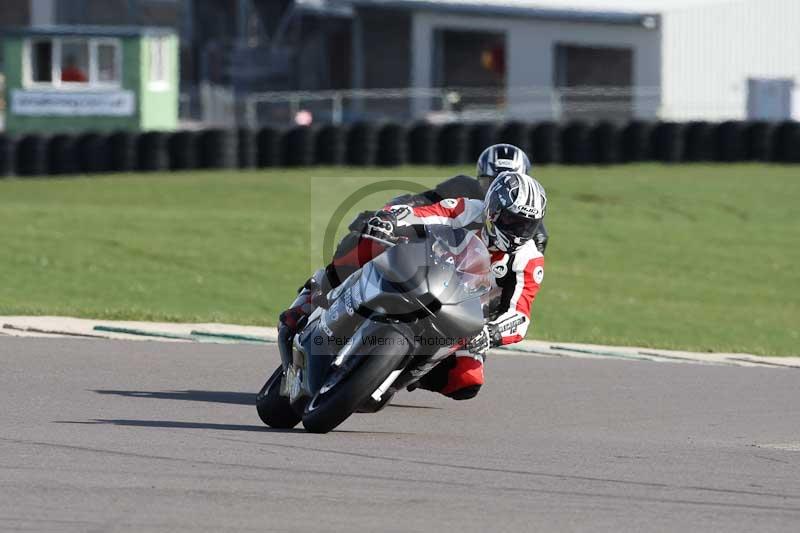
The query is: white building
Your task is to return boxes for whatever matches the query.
[345,0,800,121]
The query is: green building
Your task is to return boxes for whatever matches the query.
[2,25,178,134]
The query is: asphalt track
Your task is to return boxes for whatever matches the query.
[1,337,799,532]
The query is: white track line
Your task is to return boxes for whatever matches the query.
[1,316,797,369]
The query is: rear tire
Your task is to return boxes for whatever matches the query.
[302,333,409,433]
[256,366,302,429]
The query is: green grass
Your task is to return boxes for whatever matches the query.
[1,165,798,356]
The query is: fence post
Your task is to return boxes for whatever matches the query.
[332,93,343,125]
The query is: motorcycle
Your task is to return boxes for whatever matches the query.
[256,225,493,433]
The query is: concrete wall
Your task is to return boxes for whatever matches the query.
[0,0,31,28]
[661,0,800,121]
[356,8,411,89]
[411,11,661,119]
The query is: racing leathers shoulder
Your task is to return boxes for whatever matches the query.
[388,175,548,254]
[387,175,485,207]
[391,198,544,347]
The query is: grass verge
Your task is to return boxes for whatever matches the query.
[0,164,798,356]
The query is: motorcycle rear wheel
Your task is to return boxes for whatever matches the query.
[256,365,302,429]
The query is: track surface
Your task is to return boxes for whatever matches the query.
[1,338,799,532]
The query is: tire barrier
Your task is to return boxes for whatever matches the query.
[590,121,621,164]
[775,121,800,163]
[377,123,408,167]
[714,121,746,162]
[347,122,378,166]
[620,121,653,162]
[408,122,439,165]
[284,126,317,167]
[497,122,531,155]
[3,121,800,177]
[238,128,257,169]
[0,135,15,177]
[257,127,284,168]
[439,123,470,165]
[470,123,499,161]
[530,122,562,165]
[168,130,199,171]
[77,133,110,174]
[651,122,685,163]
[109,131,138,173]
[47,134,79,175]
[138,131,169,172]
[561,121,591,165]
[316,124,347,166]
[744,122,776,162]
[200,129,238,169]
[16,134,48,176]
[684,122,715,162]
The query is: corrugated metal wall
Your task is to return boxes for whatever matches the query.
[661,0,800,120]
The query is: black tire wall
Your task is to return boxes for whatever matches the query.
[620,121,653,162]
[257,127,284,167]
[530,122,561,165]
[78,133,110,173]
[48,134,79,175]
[377,123,408,166]
[439,123,470,165]
[684,122,714,162]
[347,122,378,166]
[408,123,439,165]
[0,135,16,177]
[590,121,621,164]
[17,135,48,176]
[109,131,138,172]
[138,131,169,172]
[316,124,347,166]
[284,126,317,167]
[168,131,199,170]
[651,122,685,163]
[200,129,238,169]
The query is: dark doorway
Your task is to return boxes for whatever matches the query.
[554,44,634,120]
[434,29,506,110]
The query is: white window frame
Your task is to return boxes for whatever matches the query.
[148,36,171,92]
[22,37,122,91]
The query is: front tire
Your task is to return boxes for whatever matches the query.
[256,366,302,429]
[302,332,409,433]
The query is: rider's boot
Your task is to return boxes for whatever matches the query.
[278,268,332,337]
[409,352,485,400]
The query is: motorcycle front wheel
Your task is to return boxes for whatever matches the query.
[302,330,409,434]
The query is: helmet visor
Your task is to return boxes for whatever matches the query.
[495,211,540,241]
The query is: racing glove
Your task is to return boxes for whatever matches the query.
[365,210,399,242]
[466,324,501,356]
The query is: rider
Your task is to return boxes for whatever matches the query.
[325,144,548,289]
[281,171,548,401]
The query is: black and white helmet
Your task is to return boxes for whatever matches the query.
[476,144,531,179]
[483,172,547,253]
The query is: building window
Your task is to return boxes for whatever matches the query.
[31,40,53,83]
[24,37,122,89]
[149,37,170,90]
[96,42,121,84]
[60,40,90,84]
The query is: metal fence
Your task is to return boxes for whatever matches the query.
[240,86,667,128]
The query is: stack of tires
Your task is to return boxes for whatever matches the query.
[0,120,799,177]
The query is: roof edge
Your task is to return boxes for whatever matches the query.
[346,1,660,27]
[2,25,178,38]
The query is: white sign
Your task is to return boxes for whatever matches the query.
[11,90,136,117]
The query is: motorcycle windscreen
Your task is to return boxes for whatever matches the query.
[371,226,492,304]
